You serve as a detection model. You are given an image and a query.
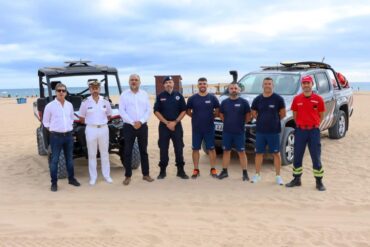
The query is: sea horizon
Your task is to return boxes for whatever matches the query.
[1,82,370,98]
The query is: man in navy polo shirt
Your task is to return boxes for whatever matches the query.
[251,77,286,185]
[154,76,189,179]
[186,77,220,179]
[218,83,251,181]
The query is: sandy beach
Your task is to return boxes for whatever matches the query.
[0,92,369,247]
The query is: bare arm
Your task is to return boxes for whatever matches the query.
[293,111,297,122]
[176,111,186,123]
[154,111,169,125]
[214,108,220,118]
[219,112,224,122]
[279,108,287,119]
[245,112,251,123]
[186,109,192,117]
[251,110,258,120]
[319,112,324,123]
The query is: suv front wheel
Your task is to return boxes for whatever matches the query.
[328,110,347,139]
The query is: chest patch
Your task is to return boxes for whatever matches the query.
[234,104,241,107]
[175,96,180,100]
[160,98,166,101]
[205,100,211,104]
[269,105,275,108]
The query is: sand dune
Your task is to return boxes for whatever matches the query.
[0,93,369,247]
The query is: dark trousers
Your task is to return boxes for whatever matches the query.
[123,123,149,177]
[49,133,75,184]
[158,123,185,168]
[293,128,324,178]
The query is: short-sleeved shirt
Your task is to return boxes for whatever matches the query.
[291,93,325,127]
[187,93,220,133]
[79,96,112,125]
[220,97,251,134]
[251,93,285,134]
[153,91,186,122]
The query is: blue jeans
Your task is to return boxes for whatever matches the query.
[49,132,75,184]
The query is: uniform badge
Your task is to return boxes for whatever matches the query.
[175,96,180,100]
[160,98,166,101]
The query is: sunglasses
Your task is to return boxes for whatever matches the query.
[56,89,66,93]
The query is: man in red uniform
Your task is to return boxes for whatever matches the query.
[286,75,326,191]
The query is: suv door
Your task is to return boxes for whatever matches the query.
[314,72,336,130]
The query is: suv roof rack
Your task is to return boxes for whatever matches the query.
[64,60,92,67]
[260,61,332,71]
[280,61,332,69]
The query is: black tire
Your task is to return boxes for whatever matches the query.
[48,150,67,179]
[328,110,347,139]
[201,141,223,155]
[120,139,141,170]
[131,140,141,169]
[280,127,295,166]
[36,127,47,156]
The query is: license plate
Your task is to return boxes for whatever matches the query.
[215,123,223,131]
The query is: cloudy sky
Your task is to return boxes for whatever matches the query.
[1,0,370,88]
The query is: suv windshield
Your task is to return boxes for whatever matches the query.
[239,73,300,95]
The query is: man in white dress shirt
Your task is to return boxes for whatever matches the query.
[119,74,154,185]
[42,83,81,192]
[79,79,113,185]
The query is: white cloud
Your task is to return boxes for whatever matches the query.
[0,43,69,63]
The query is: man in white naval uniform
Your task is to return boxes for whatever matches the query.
[79,79,113,185]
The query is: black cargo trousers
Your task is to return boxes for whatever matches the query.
[158,122,185,168]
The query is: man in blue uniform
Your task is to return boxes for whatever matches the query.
[217,83,251,181]
[186,77,220,179]
[251,77,286,185]
[154,76,189,179]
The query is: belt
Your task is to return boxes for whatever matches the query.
[297,125,319,130]
[87,124,107,128]
[50,131,73,136]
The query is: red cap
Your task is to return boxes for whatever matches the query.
[301,75,313,84]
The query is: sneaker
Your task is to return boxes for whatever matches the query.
[105,177,113,183]
[251,174,261,183]
[217,170,228,180]
[210,168,218,178]
[89,180,96,186]
[275,175,284,186]
[191,169,200,179]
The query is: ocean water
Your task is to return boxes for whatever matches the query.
[1,82,370,98]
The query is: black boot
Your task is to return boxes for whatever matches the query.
[217,169,229,180]
[157,167,167,179]
[242,169,249,181]
[50,183,58,192]
[285,176,301,187]
[315,177,326,191]
[177,166,189,179]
